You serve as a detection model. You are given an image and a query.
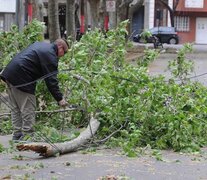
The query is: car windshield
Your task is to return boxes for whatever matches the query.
[149,27,159,33]
[149,27,176,34]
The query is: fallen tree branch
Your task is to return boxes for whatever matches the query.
[17,117,100,157]
[94,118,128,144]
[71,74,90,85]
[94,124,123,144]
[35,105,84,114]
[0,106,84,118]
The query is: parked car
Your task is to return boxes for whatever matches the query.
[133,26,179,44]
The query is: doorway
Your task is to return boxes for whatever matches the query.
[196,17,207,44]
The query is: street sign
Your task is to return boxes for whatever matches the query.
[106,0,116,12]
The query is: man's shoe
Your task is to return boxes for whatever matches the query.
[12,132,23,141]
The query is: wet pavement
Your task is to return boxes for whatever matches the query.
[130,42,207,86]
[149,52,207,86]
[1,135,207,180]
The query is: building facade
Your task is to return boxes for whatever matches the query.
[1,0,207,44]
[132,0,173,37]
[175,0,207,44]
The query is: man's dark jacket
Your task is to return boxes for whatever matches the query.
[0,42,63,102]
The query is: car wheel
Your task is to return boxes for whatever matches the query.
[138,37,146,43]
[168,38,177,44]
[133,36,139,42]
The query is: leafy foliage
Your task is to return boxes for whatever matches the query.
[168,43,194,84]
[0,119,12,135]
[0,19,44,68]
[0,143,4,152]
[140,30,152,43]
[1,20,207,155]
[61,22,207,153]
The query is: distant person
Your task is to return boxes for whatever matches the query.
[0,39,69,141]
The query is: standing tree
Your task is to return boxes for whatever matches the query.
[48,0,60,42]
[99,0,107,31]
[116,0,144,36]
[83,0,88,32]
[66,0,76,41]
[28,0,44,22]
[69,0,144,36]
[158,0,179,27]
[116,0,133,24]
[88,0,100,30]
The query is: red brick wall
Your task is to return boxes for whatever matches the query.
[177,17,196,44]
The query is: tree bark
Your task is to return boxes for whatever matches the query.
[16,0,26,31]
[29,0,44,22]
[48,0,60,42]
[17,118,100,157]
[66,0,76,41]
[83,0,88,32]
[88,0,100,30]
[116,0,133,24]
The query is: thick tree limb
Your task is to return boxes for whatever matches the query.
[17,117,100,157]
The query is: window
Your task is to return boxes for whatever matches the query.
[174,16,190,32]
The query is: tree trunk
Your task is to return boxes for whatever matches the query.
[17,118,100,157]
[116,0,132,24]
[48,0,60,42]
[16,0,26,31]
[109,11,117,29]
[83,0,88,32]
[31,0,44,22]
[66,0,76,41]
[88,0,100,30]
[99,0,104,31]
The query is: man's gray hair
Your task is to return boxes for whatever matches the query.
[54,39,69,52]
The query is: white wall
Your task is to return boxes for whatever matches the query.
[144,0,155,29]
[0,0,16,13]
[168,0,173,26]
[149,0,155,28]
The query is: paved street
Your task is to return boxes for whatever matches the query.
[132,43,207,53]
[1,135,207,180]
[130,42,207,86]
[149,52,207,86]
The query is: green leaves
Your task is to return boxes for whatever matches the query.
[168,43,194,84]
[0,143,5,153]
[0,20,44,69]
[63,27,207,153]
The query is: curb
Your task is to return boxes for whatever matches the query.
[128,43,207,54]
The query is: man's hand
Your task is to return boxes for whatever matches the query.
[58,99,68,107]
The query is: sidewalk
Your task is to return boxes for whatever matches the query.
[1,134,207,180]
[129,42,207,54]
